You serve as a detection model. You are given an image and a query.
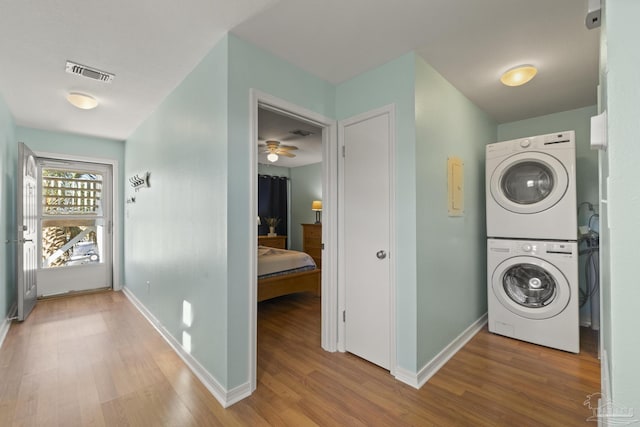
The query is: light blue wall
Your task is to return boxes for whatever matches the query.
[124,38,230,385]
[226,34,336,388]
[415,57,496,367]
[336,53,418,370]
[602,0,640,414]
[290,163,322,251]
[0,96,16,319]
[123,32,335,391]
[16,127,126,286]
[497,106,599,326]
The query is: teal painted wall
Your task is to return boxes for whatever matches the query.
[497,106,599,327]
[226,34,336,388]
[124,38,230,385]
[415,57,496,367]
[602,0,640,414]
[335,52,418,371]
[290,163,322,251]
[0,96,16,319]
[16,127,126,286]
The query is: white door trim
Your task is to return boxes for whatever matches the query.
[337,104,397,375]
[33,150,120,291]
[249,89,338,392]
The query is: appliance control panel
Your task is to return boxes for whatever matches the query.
[545,242,574,255]
[486,130,576,156]
[488,239,576,257]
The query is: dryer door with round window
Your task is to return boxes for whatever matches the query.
[490,152,569,214]
[491,256,571,320]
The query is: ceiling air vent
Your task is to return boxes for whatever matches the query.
[65,60,115,83]
[289,129,314,137]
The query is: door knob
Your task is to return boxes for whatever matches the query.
[376,250,387,260]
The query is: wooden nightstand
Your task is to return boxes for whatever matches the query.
[301,224,322,269]
[258,235,287,249]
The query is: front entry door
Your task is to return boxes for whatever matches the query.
[340,106,394,370]
[17,143,38,321]
[37,159,113,296]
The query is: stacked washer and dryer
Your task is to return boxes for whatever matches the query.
[486,131,579,353]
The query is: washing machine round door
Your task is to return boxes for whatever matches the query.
[492,256,571,320]
[490,152,568,214]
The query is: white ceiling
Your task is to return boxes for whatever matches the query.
[0,0,599,141]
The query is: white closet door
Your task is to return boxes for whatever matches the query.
[342,108,393,369]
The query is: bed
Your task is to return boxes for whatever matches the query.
[257,244,321,302]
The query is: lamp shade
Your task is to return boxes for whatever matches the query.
[311,200,322,211]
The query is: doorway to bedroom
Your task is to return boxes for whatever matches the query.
[250,90,338,392]
[257,107,323,254]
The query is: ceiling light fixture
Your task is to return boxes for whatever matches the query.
[500,65,538,87]
[66,92,98,110]
[267,153,278,162]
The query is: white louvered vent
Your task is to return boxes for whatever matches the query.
[65,61,115,83]
[289,129,314,137]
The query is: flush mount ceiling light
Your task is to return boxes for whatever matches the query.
[66,92,98,110]
[500,65,538,87]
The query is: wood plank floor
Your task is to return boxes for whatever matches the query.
[0,291,600,426]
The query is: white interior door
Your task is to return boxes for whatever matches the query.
[17,142,38,321]
[341,107,394,370]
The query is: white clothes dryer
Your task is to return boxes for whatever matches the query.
[487,238,579,353]
[486,131,577,240]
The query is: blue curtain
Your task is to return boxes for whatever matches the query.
[258,174,288,236]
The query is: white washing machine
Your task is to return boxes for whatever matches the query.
[487,238,579,353]
[486,131,577,240]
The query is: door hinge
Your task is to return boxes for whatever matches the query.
[108,220,113,234]
[321,243,324,250]
[342,146,346,157]
[343,310,346,322]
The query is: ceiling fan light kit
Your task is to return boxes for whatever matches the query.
[260,139,298,163]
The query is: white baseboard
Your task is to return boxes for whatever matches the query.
[121,287,250,408]
[0,303,17,349]
[598,349,610,427]
[395,313,488,389]
[601,349,611,398]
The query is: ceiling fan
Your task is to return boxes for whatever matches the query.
[259,140,298,162]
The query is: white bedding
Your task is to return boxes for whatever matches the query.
[258,245,316,277]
